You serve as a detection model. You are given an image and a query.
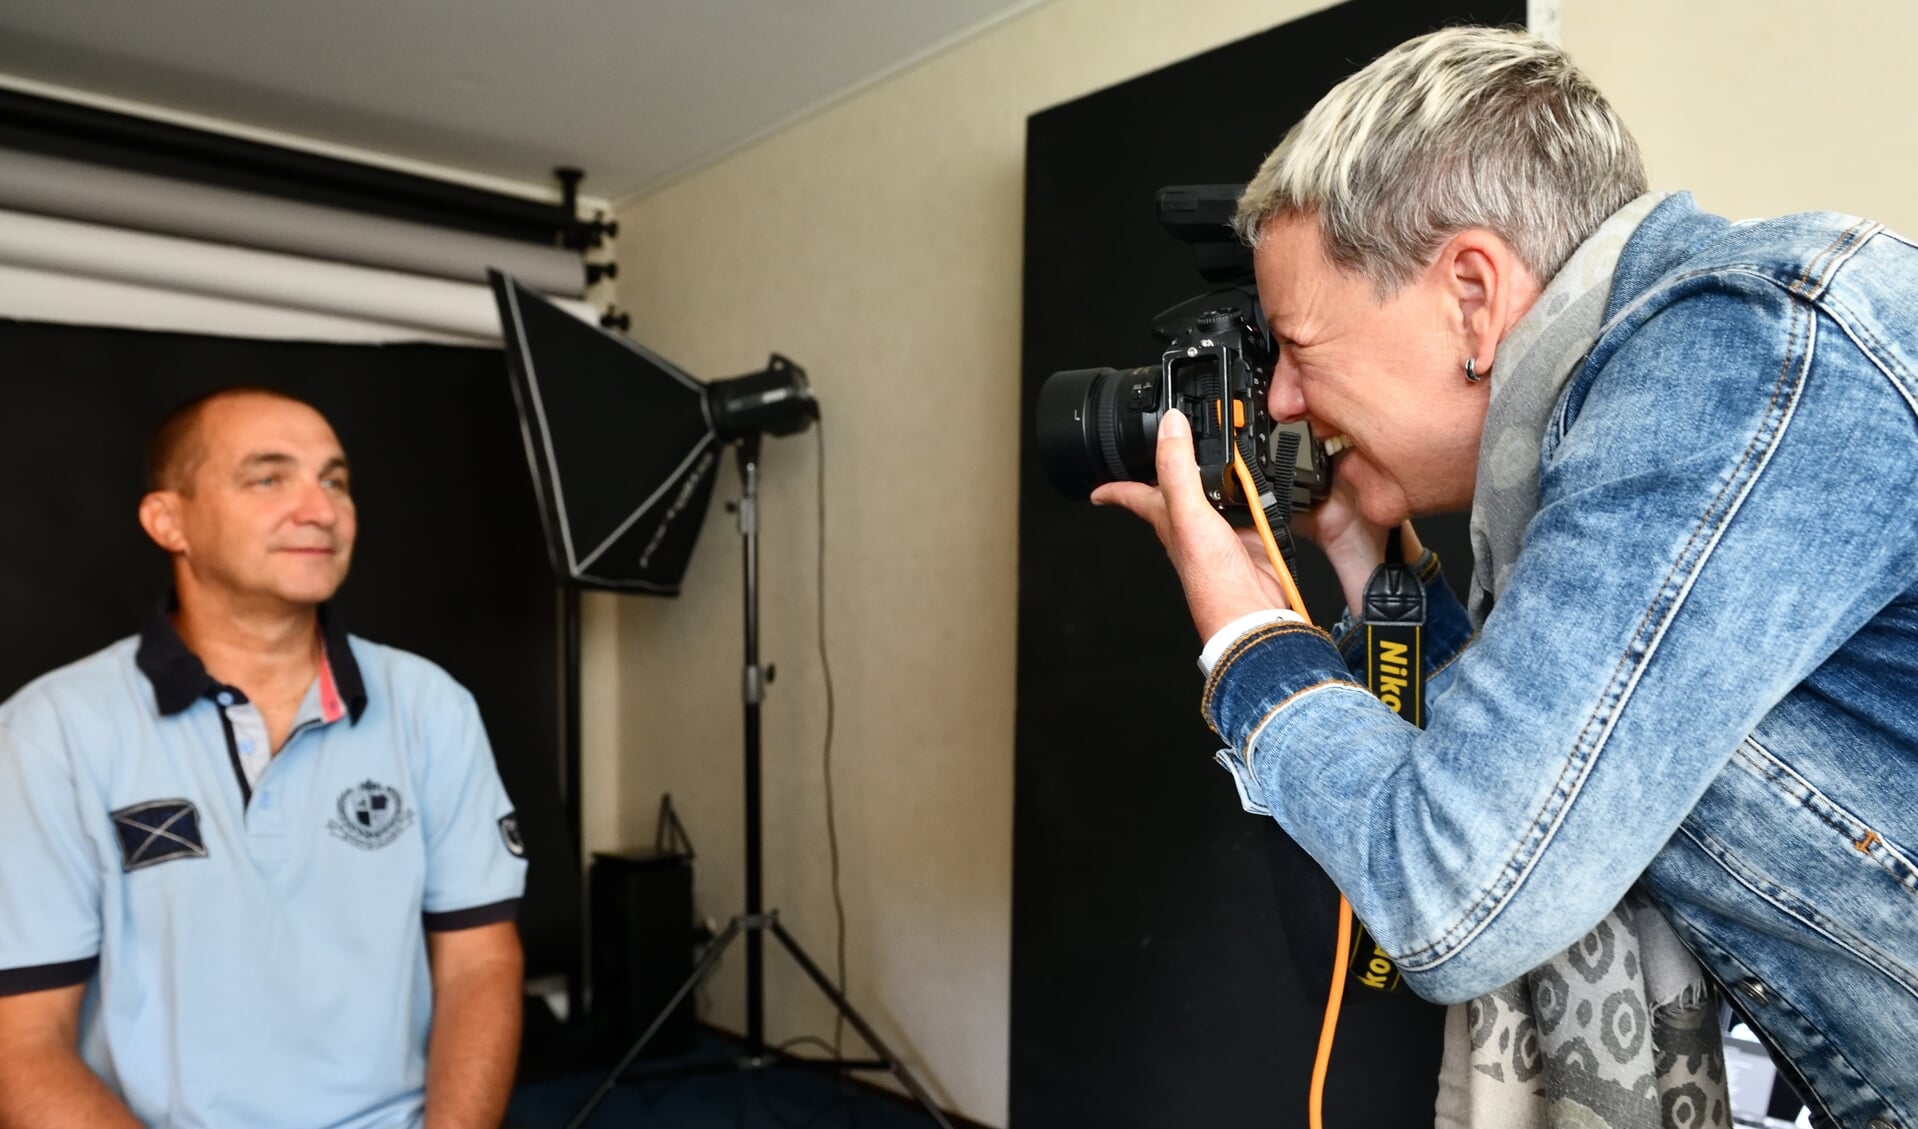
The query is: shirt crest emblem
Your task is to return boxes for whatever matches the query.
[498,812,526,858]
[328,780,416,849]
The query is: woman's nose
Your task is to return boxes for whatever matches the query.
[1267,360,1307,423]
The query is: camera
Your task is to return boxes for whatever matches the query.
[1034,185,1331,571]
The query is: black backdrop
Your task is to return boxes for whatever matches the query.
[0,320,578,981]
[1012,3,1520,1126]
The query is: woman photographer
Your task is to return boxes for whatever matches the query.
[1096,26,1918,1128]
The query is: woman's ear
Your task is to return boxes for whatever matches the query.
[139,492,188,556]
[1440,229,1539,373]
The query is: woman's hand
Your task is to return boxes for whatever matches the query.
[1091,409,1295,640]
[1289,465,1393,614]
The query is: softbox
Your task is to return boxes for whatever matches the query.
[490,271,814,593]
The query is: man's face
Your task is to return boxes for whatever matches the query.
[158,394,356,607]
[1253,213,1488,527]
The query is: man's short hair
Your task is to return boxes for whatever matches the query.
[145,386,319,495]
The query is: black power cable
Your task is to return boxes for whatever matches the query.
[815,421,850,1057]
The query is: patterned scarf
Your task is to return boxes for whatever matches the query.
[1435,193,1731,1129]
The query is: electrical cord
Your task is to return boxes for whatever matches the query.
[775,1034,839,1057]
[815,421,850,1058]
[1230,442,1349,1129]
[762,424,849,1071]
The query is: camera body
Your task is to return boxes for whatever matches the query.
[1035,185,1330,563]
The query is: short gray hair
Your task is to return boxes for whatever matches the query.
[1234,26,1646,292]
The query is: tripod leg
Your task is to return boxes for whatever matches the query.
[767,920,957,1129]
[566,917,744,1129]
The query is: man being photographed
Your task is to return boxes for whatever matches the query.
[0,387,527,1129]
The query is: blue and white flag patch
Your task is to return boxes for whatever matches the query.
[110,799,208,871]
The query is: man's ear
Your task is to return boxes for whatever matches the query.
[138,492,189,556]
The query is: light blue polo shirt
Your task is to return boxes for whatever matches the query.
[0,606,528,1129]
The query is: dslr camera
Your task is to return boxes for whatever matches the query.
[1035,185,1330,572]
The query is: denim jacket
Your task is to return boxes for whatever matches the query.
[1209,194,1918,1124]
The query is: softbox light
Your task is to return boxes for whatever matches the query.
[489,270,816,593]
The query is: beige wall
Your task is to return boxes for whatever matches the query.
[1564,0,1918,235]
[589,1,1918,1125]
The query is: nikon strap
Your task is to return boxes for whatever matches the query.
[1349,528,1426,993]
[1362,528,1424,728]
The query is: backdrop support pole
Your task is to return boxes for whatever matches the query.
[562,583,585,1026]
[737,433,767,1057]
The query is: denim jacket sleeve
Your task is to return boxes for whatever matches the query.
[1204,273,1918,1003]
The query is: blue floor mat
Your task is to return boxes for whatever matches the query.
[509,1039,950,1129]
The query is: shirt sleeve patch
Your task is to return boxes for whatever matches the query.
[110,799,207,871]
[498,812,526,858]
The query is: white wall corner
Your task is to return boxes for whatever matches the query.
[1529,0,1562,43]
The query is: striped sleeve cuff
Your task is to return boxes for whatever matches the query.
[423,898,520,932]
[0,956,98,996]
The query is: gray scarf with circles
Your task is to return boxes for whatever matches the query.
[1437,193,1731,1129]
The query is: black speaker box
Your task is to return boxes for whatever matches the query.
[589,849,698,1059]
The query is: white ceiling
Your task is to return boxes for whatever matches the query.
[0,0,1045,203]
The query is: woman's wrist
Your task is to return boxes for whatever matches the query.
[1325,521,1421,614]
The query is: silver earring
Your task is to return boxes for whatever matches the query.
[1465,357,1484,383]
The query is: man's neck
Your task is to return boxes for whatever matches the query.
[172,584,322,707]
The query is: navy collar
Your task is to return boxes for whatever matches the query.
[134,598,368,724]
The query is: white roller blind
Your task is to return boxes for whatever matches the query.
[0,208,598,345]
[0,261,490,345]
[0,148,586,297]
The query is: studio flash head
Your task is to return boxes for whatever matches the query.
[488,270,817,594]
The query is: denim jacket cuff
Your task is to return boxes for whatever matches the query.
[1330,606,1362,667]
[1201,621,1362,751]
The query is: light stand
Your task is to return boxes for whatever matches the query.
[566,436,956,1129]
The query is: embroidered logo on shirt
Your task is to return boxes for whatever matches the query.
[110,799,208,871]
[327,780,416,850]
[498,812,526,858]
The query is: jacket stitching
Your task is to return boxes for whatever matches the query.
[1239,679,1369,769]
[1200,623,1332,729]
[1790,221,1880,301]
[1677,823,1918,1000]
[1819,289,1918,423]
[1400,287,1817,971]
[1789,224,1856,299]
[1731,736,1918,892]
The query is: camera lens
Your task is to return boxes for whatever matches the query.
[1035,366,1161,496]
